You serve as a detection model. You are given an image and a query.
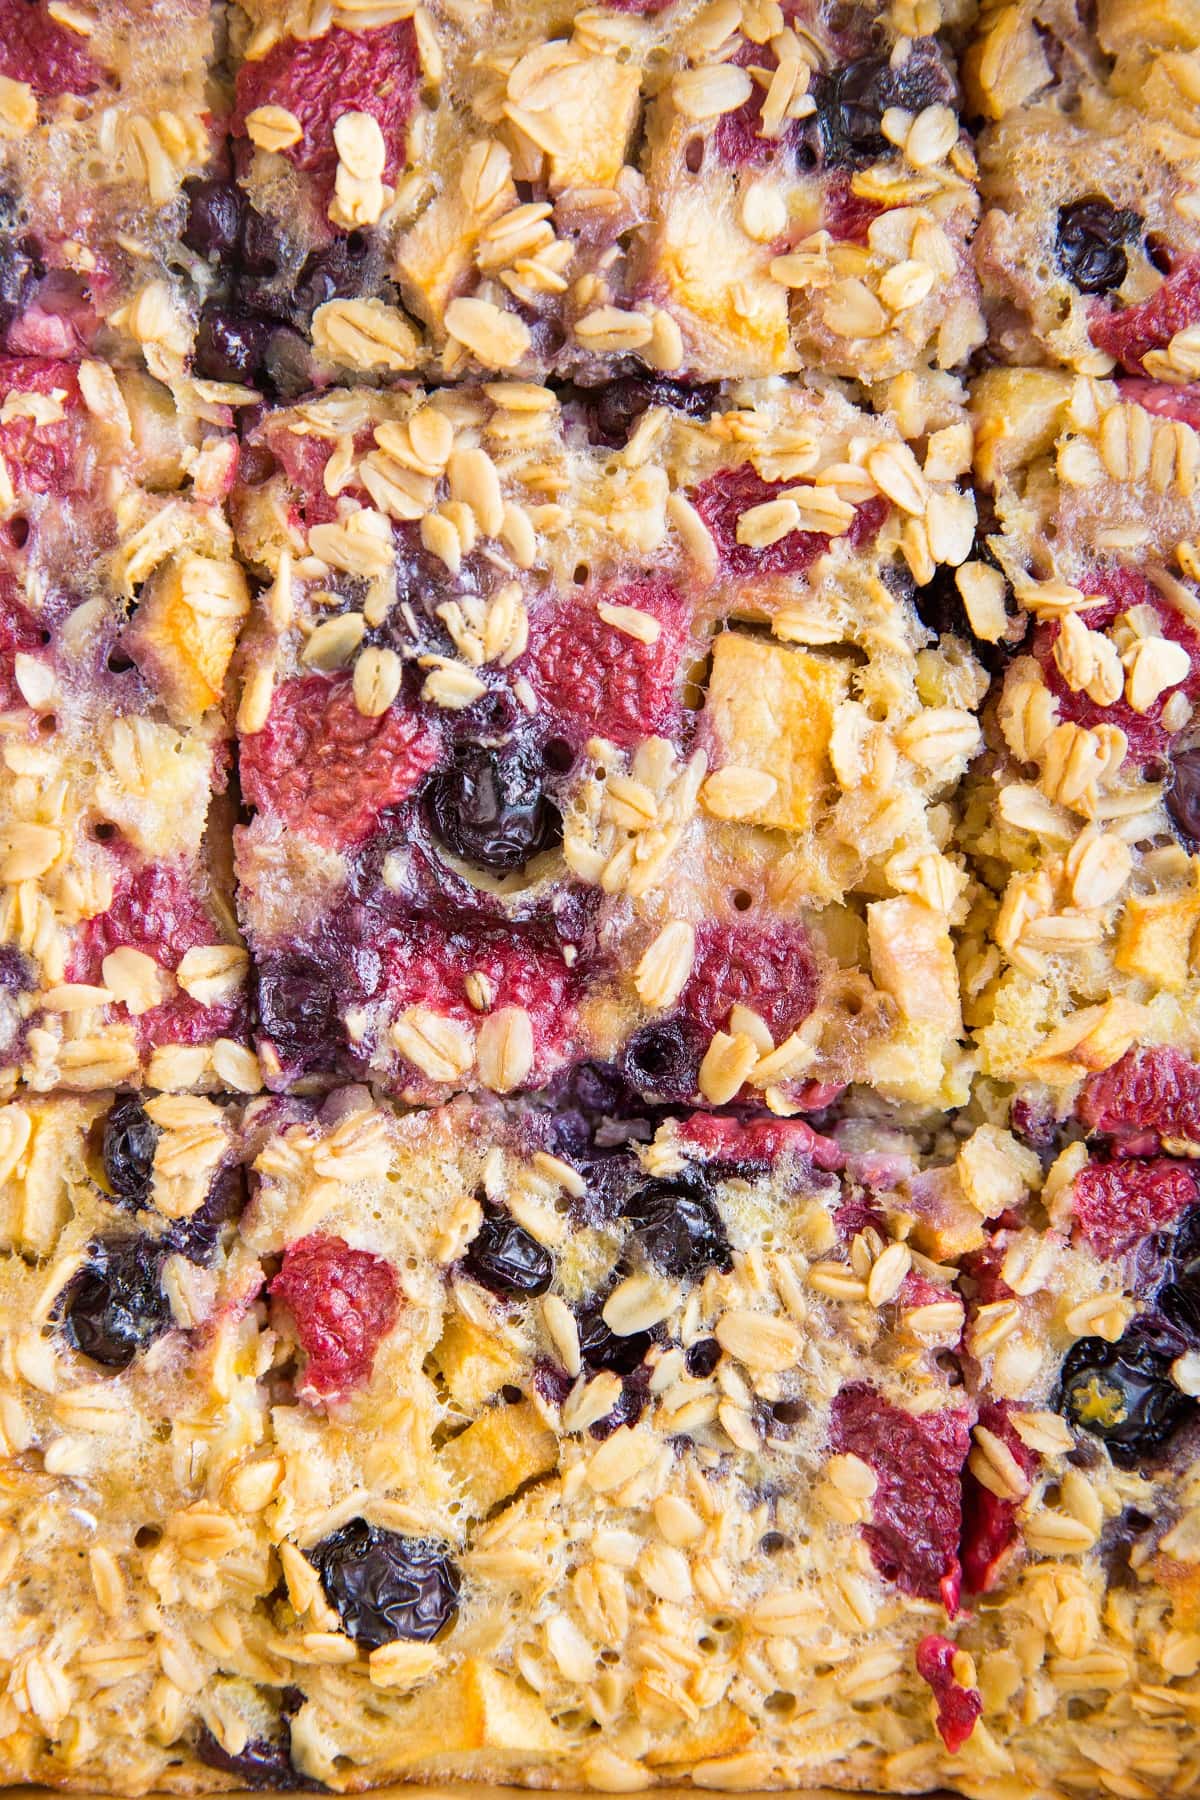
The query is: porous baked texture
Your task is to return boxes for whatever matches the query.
[4,0,1200,1796]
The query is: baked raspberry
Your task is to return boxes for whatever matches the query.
[1089,256,1200,374]
[914,1636,982,1754]
[1071,1157,1200,1258]
[830,1382,971,1608]
[240,674,442,851]
[0,582,47,707]
[691,465,888,579]
[960,1400,1038,1595]
[233,23,419,188]
[69,862,245,1048]
[712,41,783,168]
[1116,379,1200,431]
[677,1112,845,1171]
[0,0,101,97]
[523,580,691,751]
[825,176,884,244]
[1079,1046,1200,1154]
[270,1233,399,1399]
[680,922,819,1042]
[1034,566,1200,763]
[0,357,81,495]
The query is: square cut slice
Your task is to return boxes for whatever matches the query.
[0,0,229,375]
[215,0,983,387]
[0,355,255,1095]
[232,377,985,1109]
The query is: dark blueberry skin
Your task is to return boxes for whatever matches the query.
[1058,1332,1195,1465]
[578,377,719,448]
[426,740,563,875]
[576,1296,657,1376]
[1056,199,1143,296]
[166,1162,246,1265]
[193,303,280,385]
[623,1177,732,1280]
[1167,745,1200,849]
[101,1095,160,1207]
[182,178,245,261]
[813,42,958,169]
[195,1724,317,1792]
[463,1208,554,1297]
[620,1017,707,1103]
[59,1237,172,1370]
[308,1519,460,1651]
[255,954,346,1073]
[685,1337,722,1378]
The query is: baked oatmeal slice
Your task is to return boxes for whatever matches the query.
[955,365,1200,1119]
[232,377,985,1109]
[213,0,982,389]
[0,0,230,372]
[969,0,1200,379]
[0,355,256,1096]
[0,1085,995,1791]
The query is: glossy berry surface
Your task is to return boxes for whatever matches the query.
[308,1519,460,1650]
[623,1177,732,1279]
[620,1018,707,1102]
[194,1725,307,1792]
[463,1209,554,1296]
[182,180,245,261]
[915,1635,982,1754]
[830,1382,970,1607]
[960,1401,1038,1595]
[576,1296,657,1376]
[692,465,887,579]
[60,1237,171,1370]
[1167,745,1200,847]
[270,1234,400,1398]
[193,305,278,387]
[1058,1332,1194,1465]
[1055,199,1142,295]
[240,674,441,850]
[426,740,562,874]
[1079,1046,1200,1154]
[1071,1157,1200,1258]
[813,44,958,169]
[254,953,345,1078]
[101,1096,160,1207]
[577,377,718,448]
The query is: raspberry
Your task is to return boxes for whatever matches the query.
[1089,256,1200,374]
[1071,1157,1200,1258]
[0,357,82,496]
[825,176,884,244]
[0,0,100,96]
[960,1400,1038,1596]
[1079,1046,1200,1153]
[680,922,819,1042]
[1035,567,1200,763]
[270,1234,399,1399]
[691,465,889,579]
[0,581,47,708]
[1116,379,1200,431]
[678,1112,845,1172]
[240,674,442,851]
[233,23,419,189]
[830,1382,972,1608]
[69,862,246,1049]
[524,579,691,750]
[914,1635,982,1754]
[713,41,784,168]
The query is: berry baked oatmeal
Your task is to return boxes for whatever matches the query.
[208,0,984,389]
[231,377,983,1110]
[0,0,227,371]
[0,353,256,1096]
[0,1083,1149,1797]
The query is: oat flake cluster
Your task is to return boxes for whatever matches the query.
[1,0,1200,1796]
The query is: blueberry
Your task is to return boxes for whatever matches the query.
[426,741,562,874]
[182,179,244,260]
[195,1720,316,1792]
[685,1337,722,1377]
[813,42,957,169]
[193,303,278,385]
[463,1207,554,1296]
[0,207,44,336]
[308,1519,460,1651]
[59,1237,172,1370]
[166,1163,245,1265]
[1056,199,1143,296]
[1058,1332,1194,1465]
[255,954,342,1069]
[620,1017,706,1102]
[292,232,374,325]
[576,1296,656,1376]
[1167,746,1200,848]
[579,377,719,448]
[101,1095,160,1207]
[240,206,286,281]
[623,1178,732,1280]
